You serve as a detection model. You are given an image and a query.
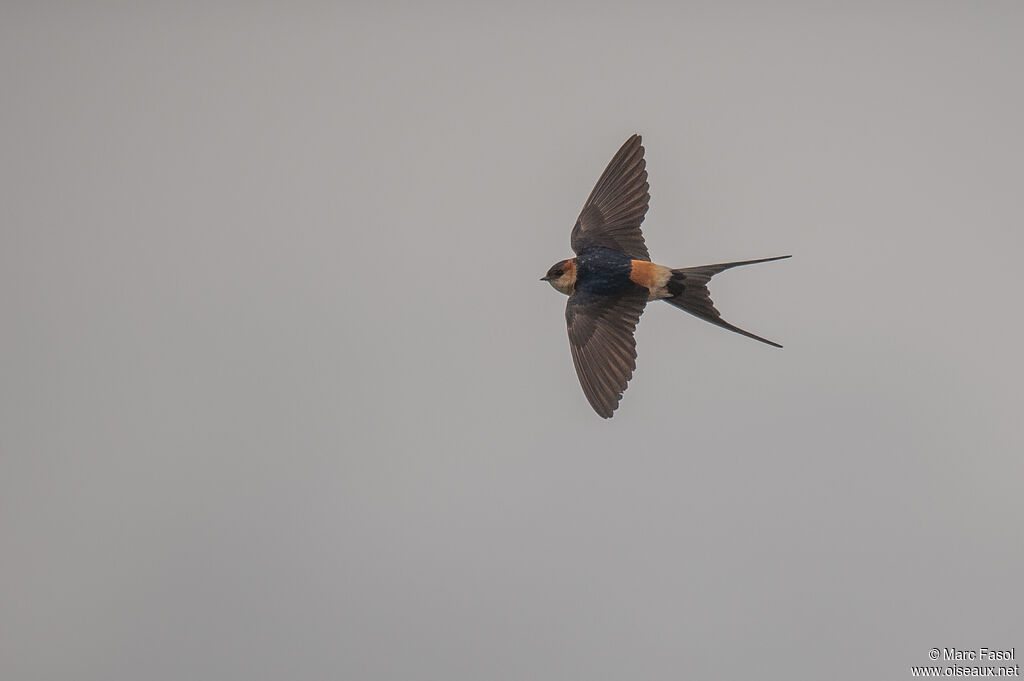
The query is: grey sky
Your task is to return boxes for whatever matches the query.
[2,3,1023,680]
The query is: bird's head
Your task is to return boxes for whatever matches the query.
[541,258,576,295]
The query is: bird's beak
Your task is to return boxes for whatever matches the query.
[540,275,550,281]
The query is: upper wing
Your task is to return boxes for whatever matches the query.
[570,134,651,261]
[565,288,648,418]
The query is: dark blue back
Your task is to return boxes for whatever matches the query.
[574,247,640,296]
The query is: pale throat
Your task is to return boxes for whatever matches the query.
[548,273,575,296]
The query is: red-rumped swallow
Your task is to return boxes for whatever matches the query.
[542,134,790,418]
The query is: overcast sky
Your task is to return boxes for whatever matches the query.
[3,3,1023,680]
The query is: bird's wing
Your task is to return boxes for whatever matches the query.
[570,134,651,261]
[565,288,648,418]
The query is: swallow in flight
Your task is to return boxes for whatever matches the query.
[542,134,790,418]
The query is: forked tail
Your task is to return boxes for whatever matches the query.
[664,255,791,348]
